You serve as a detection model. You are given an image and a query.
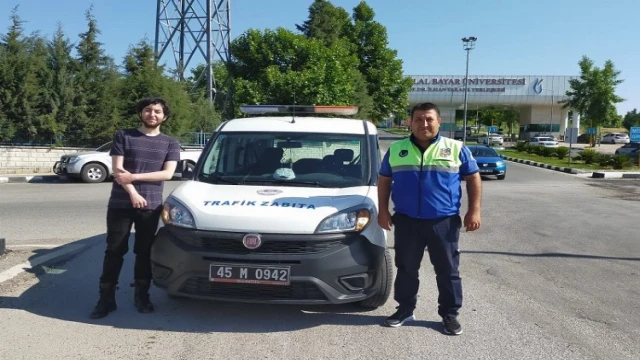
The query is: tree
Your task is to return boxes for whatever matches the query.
[0,8,46,142]
[347,2,413,122]
[623,109,640,131]
[563,55,624,145]
[296,0,351,47]
[37,23,77,143]
[229,28,364,117]
[71,7,122,146]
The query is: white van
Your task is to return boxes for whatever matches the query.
[150,105,392,308]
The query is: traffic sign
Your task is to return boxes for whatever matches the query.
[565,127,579,143]
[630,127,640,142]
[586,127,597,135]
[488,126,498,133]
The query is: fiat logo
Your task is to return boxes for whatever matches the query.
[242,233,262,249]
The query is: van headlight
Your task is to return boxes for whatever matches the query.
[161,197,196,228]
[316,209,370,233]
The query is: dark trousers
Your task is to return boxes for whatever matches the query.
[99,207,161,286]
[392,212,463,318]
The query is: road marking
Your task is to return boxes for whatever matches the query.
[8,244,66,249]
[0,243,86,284]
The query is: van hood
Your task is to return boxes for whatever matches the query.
[168,181,372,234]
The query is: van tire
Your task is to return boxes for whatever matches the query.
[357,248,392,309]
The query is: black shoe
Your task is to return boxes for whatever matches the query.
[133,280,155,313]
[442,315,463,335]
[384,307,415,327]
[90,283,117,319]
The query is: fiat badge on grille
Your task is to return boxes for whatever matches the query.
[242,233,262,249]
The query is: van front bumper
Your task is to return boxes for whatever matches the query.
[150,225,386,305]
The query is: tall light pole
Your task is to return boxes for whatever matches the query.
[462,37,477,144]
[541,88,554,135]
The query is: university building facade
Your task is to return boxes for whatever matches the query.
[407,75,579,139]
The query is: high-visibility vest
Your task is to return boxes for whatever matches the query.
[387,136,464,219]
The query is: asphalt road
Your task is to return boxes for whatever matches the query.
[1,139,639,359]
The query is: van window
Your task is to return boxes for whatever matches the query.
[199,132,369,188]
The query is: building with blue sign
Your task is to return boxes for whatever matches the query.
[407,75,579,139]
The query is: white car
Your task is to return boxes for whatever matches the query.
[478,133,504,146]
[602,132,630,144]
[529,136,559,148]
[53,141,203,183]
[150,105,392,308]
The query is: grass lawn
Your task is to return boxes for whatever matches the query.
[498,149,640,171]
[380,128,410,136]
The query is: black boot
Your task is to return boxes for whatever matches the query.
[90,283,117,319]
[133,280,154,313]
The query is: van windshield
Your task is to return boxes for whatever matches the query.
[198,132,370,188]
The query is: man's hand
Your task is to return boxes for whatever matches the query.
[129,192,147,209]
[378,210,393,231]
[115,169,135,185]
[463,209,481,232]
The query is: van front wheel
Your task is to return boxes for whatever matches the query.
[357,248,392,309]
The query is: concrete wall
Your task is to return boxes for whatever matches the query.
[0,146,88,174]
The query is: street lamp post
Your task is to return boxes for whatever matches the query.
[462,37,477,144]
[540,88,554,135]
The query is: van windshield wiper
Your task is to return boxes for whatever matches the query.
[240,179,326,187]
[201,174,239,185]
[272,179,325,187]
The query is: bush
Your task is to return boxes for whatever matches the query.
[555,146,570,160]
[540,147,556,157]
[611,154,634,169]
[514,141,528,152]
[578,149,598,164]
[595,153,613,167]
[525,144,536,154]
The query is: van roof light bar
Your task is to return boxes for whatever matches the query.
[240,105,359,116]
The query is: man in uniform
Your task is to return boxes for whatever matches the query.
[378,102,482,335]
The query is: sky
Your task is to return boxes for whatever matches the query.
[1,0,638,115]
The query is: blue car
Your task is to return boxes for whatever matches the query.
[468,145,507,180]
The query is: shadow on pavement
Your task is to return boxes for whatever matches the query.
[0,234,406,333]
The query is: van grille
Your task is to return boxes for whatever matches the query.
[169,228,356,255]
[179,277,327,301]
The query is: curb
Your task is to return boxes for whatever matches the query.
[503,157,585,174]
[591,172,640,179]
[0,174,61,184]
[504,157,640,179]
[0,243,89,284]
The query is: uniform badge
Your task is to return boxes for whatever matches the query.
[399,150,408,157]
[439,148,452,157]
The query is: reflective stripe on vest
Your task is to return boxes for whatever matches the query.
[388,137,463,172]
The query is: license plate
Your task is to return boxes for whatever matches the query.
[480,169,493,173]
[209,264,291,286]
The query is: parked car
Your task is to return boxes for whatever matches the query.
[468,145,506,180]
[529,136,559,148]
[150,105,392,308]
[602,132,630,144]
[478,133,504,146]
[533,133,557,141]
[53,141,203,183]
[615,142,640,156]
